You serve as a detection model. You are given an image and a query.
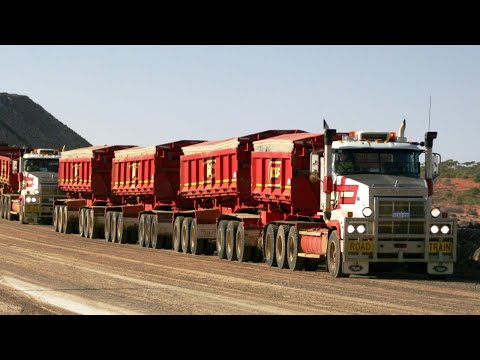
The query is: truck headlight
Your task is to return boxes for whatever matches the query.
[26,197,32,203]
[347,225,356,234]
[430,225,439,234]
[34,189,40,195]
[431,208,441,218]
[31,197,37,203]
[362,207,372,217]
[441,225,450,234]
[357,224,366,234]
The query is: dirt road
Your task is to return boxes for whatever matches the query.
[0,220,479,315]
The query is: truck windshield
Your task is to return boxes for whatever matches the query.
[335,149,421,178]
[24,158,59,172]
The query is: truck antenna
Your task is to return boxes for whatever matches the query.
[428,95,432,132]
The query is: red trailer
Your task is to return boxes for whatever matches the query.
[0,145,21,195]
[175,130,304,259]
[251,132,332,270]
[108,140,203,248]
[54,145,135,235]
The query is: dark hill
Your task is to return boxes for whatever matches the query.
[0,93,91,150]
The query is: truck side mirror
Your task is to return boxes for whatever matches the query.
[432,153,441,179]
[309,153,320,183]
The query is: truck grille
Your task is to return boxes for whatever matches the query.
[375,197,426,239]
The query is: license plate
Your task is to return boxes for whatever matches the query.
[429,242,452,253]
[347,240,373,253]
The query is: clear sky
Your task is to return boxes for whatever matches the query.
[0,45,478,162]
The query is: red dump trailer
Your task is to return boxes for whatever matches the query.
[0,145,21,195]
[54,141,203,247]
[53,145,135,235]
[174,130,304,259]
[108,140,203,247]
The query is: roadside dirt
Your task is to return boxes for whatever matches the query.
[0,220,479,315]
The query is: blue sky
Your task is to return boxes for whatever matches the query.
[0,45,478,162]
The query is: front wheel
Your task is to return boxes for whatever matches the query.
[327,231,347,278]
[19,203,27,224]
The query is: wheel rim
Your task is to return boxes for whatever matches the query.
[139,216,144,245]
[217,229,222,252]
[265,234,272,260]
[190,224,196,250]
[277,235,283,260]
[117,215,123,243]
[227,229,233,254]
[329,241,337,271]
[236,231,242,256]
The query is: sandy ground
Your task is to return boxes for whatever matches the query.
[0,220,479,315]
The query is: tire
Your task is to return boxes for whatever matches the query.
[110,212,117,243]
[65,206,73,234]
[138,214,146,247]
[216,220,228,259]
[190,219,204,255]
[236,222,252,262]
[3,197,8,219]
[327,231,347,278]
[151,217,163,249]
[0,196,3,219]
[265,224,278,267]
[181,217,193,253]
[79,208,86,237]
[19,203,27,224]
[90,210,101,239]
[287,226,304,271]
[104,211,112,242]
[61,206,69,233]
[53,205,58,231]
[144,216,153,248]
[58,206,64,234]
[275,225,289,269]
[173,216,184,252]
[117,212,127,244]
[226,221,239,261]
[6,198,12,221]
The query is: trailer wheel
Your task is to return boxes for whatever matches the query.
[236,222,252,262]
[1,197,6,219]
[226,221,239,261]
[104,211,112,242]
[117,212,127,244]
[173,216,184,252]
[0,196,3,219]
[110,212,117,243]
[62,206,70,233]
[90,210,101,239]
[275,225,289,269]
[287,227,304,271]
[265,224,278,267]
[151,217,163,249]
[144,216,153,248]
[3,197,9,219]
[53,205,59,231]
[181,217,193,253]
[6,198,12,221]
[327,231,347,278]
[190,219,204,255]
[216,220,228,259]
